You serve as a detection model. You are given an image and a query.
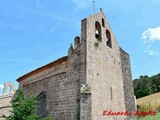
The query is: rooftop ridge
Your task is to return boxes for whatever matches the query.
[17,56,68,82]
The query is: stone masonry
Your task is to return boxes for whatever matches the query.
[0,82,16,120]
[17,11,136,120]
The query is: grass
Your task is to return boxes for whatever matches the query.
[136,92,160,120]
[136,92,160,112]
[137,92,160,105]
[138,112,160,120]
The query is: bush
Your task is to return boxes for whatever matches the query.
[137,103,154,112]
[137,103,160,120]
[6,90,51,120]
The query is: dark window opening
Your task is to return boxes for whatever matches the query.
[110,87,113,100]
[36,91,47,118]
[95,21,102,42]
[102,18,105,27]
[106,29,112,48]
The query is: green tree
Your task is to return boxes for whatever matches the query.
[139,75,144,79]
[134,73,160,98]
[6,90,51,120]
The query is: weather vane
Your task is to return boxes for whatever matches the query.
[93,0,95,14]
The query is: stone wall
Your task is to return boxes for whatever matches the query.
[83,11,133,120]
[80,93,91,120]
[120,47,136,119]
[0,94,13,119]
[0,82,16,120]
[18,56,78,119]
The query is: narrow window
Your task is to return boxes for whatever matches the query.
[102,18,105,27]
[106,29,112,48]
[95,21,102,42]
[110,87,113,100]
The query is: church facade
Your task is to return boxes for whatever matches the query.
[17,11,136,120]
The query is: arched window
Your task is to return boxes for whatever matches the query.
[102,18,105,27]
[3,82,15,94]
[95,21,102,42]
[36,91,47,118]
[106,29,112,48]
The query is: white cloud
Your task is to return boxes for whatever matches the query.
[147,50,159,56]
[0,84,4,89]
[142,27,160,56]
[145,46,159,56]
[142,27,160,41]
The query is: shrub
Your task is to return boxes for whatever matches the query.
[6,90,51,120]
[137,103,154,112]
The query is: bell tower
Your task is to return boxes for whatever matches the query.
[79,10,136,120]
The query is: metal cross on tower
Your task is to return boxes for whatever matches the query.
[93,0,95,14]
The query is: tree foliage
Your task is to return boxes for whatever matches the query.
[6,90,51,120]
[133,73,160,98]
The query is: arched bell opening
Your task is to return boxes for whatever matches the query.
[95,21,102,42]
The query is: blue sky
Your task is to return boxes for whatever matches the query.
[0,0,160,93]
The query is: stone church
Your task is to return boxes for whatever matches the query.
[16,10,136,120]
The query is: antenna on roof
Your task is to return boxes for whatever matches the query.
[93,0,95,14]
